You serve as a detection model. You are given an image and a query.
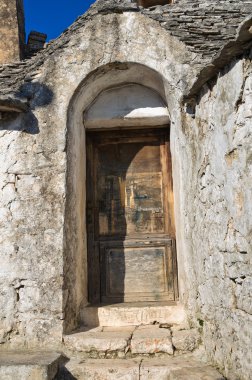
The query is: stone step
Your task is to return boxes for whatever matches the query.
[63,324,200,358]
[57,356,225,380]
[64,326,133,357]
[0,351,64,380]
[80,302,186,327]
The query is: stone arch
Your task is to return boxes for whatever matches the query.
[63,62,178,333]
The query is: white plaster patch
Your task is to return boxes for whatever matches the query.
[84,84,169,128]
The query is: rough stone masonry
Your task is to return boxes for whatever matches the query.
[0,0,251,379]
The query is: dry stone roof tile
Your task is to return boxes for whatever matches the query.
[0,0,252,109]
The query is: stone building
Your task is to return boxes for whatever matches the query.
[0,0,251,379]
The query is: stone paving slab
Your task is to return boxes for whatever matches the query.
[64,329,133,353]
[0,351,63,380]
[131,325,173,354]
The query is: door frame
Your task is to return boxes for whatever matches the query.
[86,128,178,304]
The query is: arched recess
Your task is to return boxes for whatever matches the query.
[84,83,169,129]
[64,62,178,333]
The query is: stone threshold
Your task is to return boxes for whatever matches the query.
[80,301,186,327]
[58,355,225,380]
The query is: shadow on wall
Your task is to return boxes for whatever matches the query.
[16,82,54,108]
[54,355,77,380]
[55,367,77,380]
[0,82,54,134]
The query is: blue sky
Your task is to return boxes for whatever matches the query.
[23,0,95,41]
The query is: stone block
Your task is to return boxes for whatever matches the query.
[81,302,186,327]
[172,329,201,352]
[131,325,173,354]
[235,277,252,315]
[64,328,132,353]
[0,285,16,320]
[0,351,63,380]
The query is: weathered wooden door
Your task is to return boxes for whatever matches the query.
[87,129,178,304]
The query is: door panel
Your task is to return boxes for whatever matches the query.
[87,129,178,304]
[96,140,165,237]
[100,239,176,302]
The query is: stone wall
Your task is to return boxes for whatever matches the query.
[0,109,65,349]
[0,11,194,347]
[178,50,252,380]
[0,0,25,64]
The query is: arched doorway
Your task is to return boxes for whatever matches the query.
[64,63,181,332]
